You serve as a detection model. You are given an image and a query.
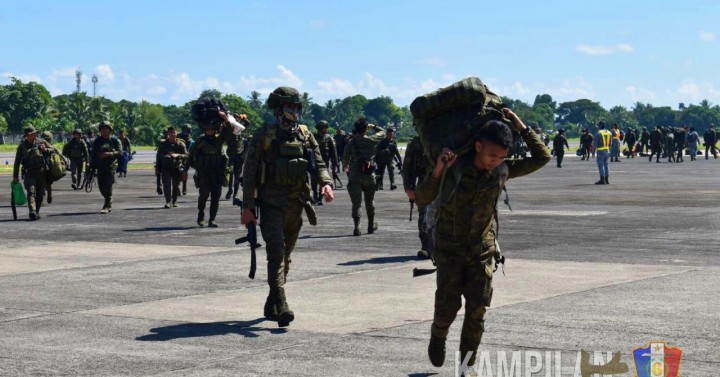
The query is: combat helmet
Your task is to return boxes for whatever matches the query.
[266,87,302,110]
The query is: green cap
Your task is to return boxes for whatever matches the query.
[23,126,37,135]
[98,121,113,131]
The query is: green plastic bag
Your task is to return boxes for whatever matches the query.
[11,181,27,206]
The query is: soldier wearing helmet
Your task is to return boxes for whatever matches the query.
[63,129,89,190]
[241,87,334,327]
[12,125,52,220]
[91,121,123,213]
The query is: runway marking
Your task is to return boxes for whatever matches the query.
[84,259,691,334]
[501,210,608,216]
[0,242,231,276]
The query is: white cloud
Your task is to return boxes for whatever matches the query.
[316,79,357,97]
[625,86,657,102]
[699,31,716,42]
[146,86,167,96]
[0,72,43,83]
[554,76,596,100]
[94,64,115,82]
[576,43,634,56]
[677,80,720,101]
[503,81,531,97]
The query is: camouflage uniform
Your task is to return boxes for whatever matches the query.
[90,125,123,212]
[649,128,663,162]
[225,132,245,202]
[187,127,232,226]
[156,138,188,206]
[62,132,89,189]
[117,134,132,176]
[415,128,550,366]
[13,127,52,219]
[243,123,331,325]
[402,136,431,255]
[311,127,338,203]
[341,125,386,234]
[40,132,60,204]
[375,135,402,190]
[334,130,348,162]
[178,125,194,195]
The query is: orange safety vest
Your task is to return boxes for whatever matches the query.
[597,130,611,151]
[612,129,621,140]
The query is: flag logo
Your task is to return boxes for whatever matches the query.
[632,341,683,377]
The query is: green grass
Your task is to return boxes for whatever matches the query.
[0,163,155,174]
[0,143,157,152]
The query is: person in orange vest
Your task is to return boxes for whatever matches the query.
[610,123,622,162]
[594,122,612,184]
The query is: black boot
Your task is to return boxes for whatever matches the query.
[225,187,233,200]
[264,292,277,320]
[47,189,52,204]
[353,217,361,236]
[275,287,294,327]
[604,175,609,184]
[367,217,377,234]
[197,211,205,227]
[428,334,446,367]
[595,176,605,185]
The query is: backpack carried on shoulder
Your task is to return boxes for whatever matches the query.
[48,151,69,181]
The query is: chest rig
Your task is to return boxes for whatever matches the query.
[261,124,311,188]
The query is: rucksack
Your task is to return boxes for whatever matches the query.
[48,151,69,181]
[191,98,227,127]
[411,77,511,165]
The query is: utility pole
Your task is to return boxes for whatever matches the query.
[91,74,98,97]
[75,70,82,93]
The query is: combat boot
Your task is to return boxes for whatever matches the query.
[604,175,609,184]
[353,217,361,236]
[225,187,233,200]
[275,287,294,327]
[29,212,38,221]
[595,177,605,185]
[390,184,397,190]
[47,189,52,204]
[197,211,205,227]
[428,334,446,367]
[208,221,218,228]
[263,292,277,320]
[367,217,378,234]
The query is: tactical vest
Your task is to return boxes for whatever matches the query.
[68,140,86,159]
[193,137,225,171]
[22,141,46,171]
[261,124,311,188]
[96,137,120,167]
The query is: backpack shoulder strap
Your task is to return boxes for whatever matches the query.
[262,124,277,151]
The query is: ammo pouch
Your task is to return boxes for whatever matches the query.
[271,138,308,187]
[161,155,181,171]
[22,148,45,171]
[360,160,376,175]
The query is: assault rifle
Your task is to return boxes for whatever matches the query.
[10,187,17,221]
[332,166,344,189]
[235,207,262,279]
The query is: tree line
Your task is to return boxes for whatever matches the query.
[2,76,720,145]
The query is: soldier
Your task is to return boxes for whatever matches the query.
[649,126,663,163]
[156,126,188,208]
[312,120,338,204]
[416,109,550,370]
[91,121,123,214]
[178,124,195,195]
[552,128,569,168]
[703,126,717,159]
[402,135,431,259]
[62,129,89,190]
[241,86,334,327]
[83,129,94,155]
[225,115,249,204]
[154,129,168,196]
[579,128,593,161]
[664,127,675,162]
[374,127,402,190]
[334,126,348,162]
[686,126,700,161]
[40,131,60,204]
[624,128,637,158]
[640,127,650,153]
[674,126,686,162]
[12,126,52,220]
[117,129,132,177]
[342,117,386,236]
[594,122,612,184]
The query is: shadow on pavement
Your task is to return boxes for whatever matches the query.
[408,373,439,377]
[299,234,354,240]
[124,226,196,232]
[47,212,98,217]
[135,319,286,341]
[122,207,164,211]
[337,255,418,266]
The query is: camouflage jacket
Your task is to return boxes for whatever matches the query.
[401,136,430,191]
[120,136,132,155]
[242,124,332,211]
[13,139,52,178]
[90,136,122,170]
[225,133,245,156]
[342,127,386,178]
[187,126,235,172]
[415,130,550,256]
[313,132,338,167]
[62,138,89,161]
[156,139,188,172]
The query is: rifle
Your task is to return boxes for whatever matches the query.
[412,267,436,277]
[235,207,262,279]
[332,167,343,189]
[409,200,414,222]
[83,169,95,193]
[11,187,17,221]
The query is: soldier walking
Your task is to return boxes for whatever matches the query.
[91,121,123,214]
[178,124,195,195]
[12,126,52,220]
[156,126,188,208]
[312,120,338,204]
[649,126,663,163]
[703,126,717,159]
[225,116,249,204]
[402,135,431,259]
[117,129,132,177]
[374,127,402,190]
[342,117,386,236]
[241,87,334,327]
[62,129,89,190]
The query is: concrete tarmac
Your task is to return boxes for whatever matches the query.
[0,153,718,376]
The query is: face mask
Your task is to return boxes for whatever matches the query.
[279,104,301,130]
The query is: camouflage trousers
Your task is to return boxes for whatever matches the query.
[23,169,46,215]
[375,159,395,188]
[161,168,183,204]
[259,201,304,291]
[347,173,376,220]
[195,171,222,221]
[69,158,84,186]
[227,154,243,196]
[417,205,428,250]
[431,233,495,358]
[97,168,116,208]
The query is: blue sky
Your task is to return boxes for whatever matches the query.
[1,0,718,109]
